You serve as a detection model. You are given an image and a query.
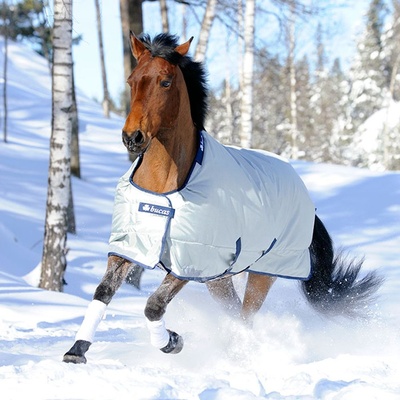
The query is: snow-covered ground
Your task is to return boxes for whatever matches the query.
[0,39,399,400]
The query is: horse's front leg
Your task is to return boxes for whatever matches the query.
[63,255,132,364]
[144,273,187,354]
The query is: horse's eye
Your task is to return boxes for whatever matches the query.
[160,80,171,88]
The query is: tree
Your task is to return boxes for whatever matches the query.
[388,0,400,101]
[308,23,344,163]
[70,69,81,178]
[119,0,143,119]
[252,49,288,153]
[160,0,169,32]
[0,0,52,63]
[347,0,389,134]
[323,58,350,165]
[286,0,299,159]
[2,0,9,143]
[119,0,131,116]
[40,0,74,292]
[194,0,217,62]
[239,0,255,148]
[95,0,111,118]
[295,55,313,159]
[381,0,400,169]
[344,0,392,169]
[208,78,240,145]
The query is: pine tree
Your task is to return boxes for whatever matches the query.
[380,0,400,169]
[296,56,314,160]
[252,50,287,154]
[2,0,9,143]
[328,58,352,165]
[0,0,52,62]
[310,25,349,164]
[343,0,400,170]
[345,0,390,168]
[208,80,240,146]
[388,0,400,102]
[309,24,329,162]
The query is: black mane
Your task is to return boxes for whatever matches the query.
[138,33,208,131]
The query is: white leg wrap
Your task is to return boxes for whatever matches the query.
[146,318,170,349]
[75,300,107,343]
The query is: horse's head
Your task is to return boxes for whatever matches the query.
[122,32,194,155]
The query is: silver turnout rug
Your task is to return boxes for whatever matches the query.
[109,131,315,282]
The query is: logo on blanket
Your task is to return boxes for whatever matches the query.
[139,202,175,218]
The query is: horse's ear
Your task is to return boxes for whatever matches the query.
[175,37,194,57]
[130,31,146,60]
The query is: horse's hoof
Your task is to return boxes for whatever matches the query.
[160,329,184,354]
[63,353,87,364]
[63,340,91,364]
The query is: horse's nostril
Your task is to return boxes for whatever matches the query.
[122,130,146,153]
[133,130,144,145]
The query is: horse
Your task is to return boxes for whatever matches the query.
[63,32,383,364]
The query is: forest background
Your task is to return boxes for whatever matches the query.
[2,0,400,172]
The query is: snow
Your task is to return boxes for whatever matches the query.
[356,99,400,161]
[1,38,400,399]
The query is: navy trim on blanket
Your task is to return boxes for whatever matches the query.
[107,251,236,283]
[194,130,204,165]
[230,238,242,267]
[108,249,312,283]
[169,267,234,283]
[254,238,277,263]
[247,264,312,281]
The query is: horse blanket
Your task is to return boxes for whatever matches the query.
[108,131,315,282]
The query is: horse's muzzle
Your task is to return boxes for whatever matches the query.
[122,130,146,154]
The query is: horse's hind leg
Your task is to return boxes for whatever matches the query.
[144,273,188,354]
[241,273,276,325]
[206,275,242,317]
[63,255,132,364]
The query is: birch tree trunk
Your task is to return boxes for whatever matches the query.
[288,1,298,159]
[239,0,255,148]
[194,0,218,62]
[237,0,244,92]
[182,4,188,41]
[68,70,78,233]
[95,0,111,118]
[40,0,74,292]
[160,0,169,32]
[2,0,8,143]
[222,31,234,143]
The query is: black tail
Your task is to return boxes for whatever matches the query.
[301,215,383,317]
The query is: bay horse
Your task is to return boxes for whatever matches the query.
[63,32,382,364]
